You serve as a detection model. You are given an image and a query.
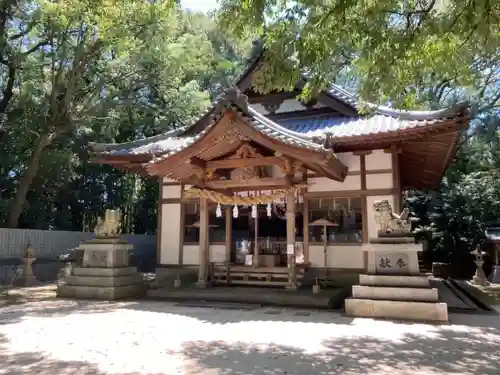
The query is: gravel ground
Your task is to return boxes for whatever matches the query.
[0,296,499,375]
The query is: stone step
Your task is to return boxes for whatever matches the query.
[73,267,138,277]
[352,285,439,302]
[345,298,448,323]
[65,274,142,288]
[359,274,430,288]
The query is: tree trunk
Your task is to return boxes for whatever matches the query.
[6,133,51,228]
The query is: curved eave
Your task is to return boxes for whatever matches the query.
[89,126,189,154]
[316,113,470,152]
[366,101,470,121]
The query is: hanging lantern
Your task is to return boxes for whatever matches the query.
[216,203,222,218]
[267,202,272,218]
[251,204,257,218]
[233,205,239,218]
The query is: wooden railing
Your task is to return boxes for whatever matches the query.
[209,262,305,287]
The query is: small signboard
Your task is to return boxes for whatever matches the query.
[375,253,410,275]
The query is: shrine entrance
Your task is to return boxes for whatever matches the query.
[144,93,348,288]
[183,186,307,287]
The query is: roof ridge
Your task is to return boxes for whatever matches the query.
[368,101,470,120]
[89,126,190,153]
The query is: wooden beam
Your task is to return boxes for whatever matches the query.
[206,156,285,170]
[304,188,399,198]
[207,177,300,190]
[188,156,206,169]
[353,150,373,156]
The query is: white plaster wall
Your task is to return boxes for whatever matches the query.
[309,245,364,269]
[182,245,198,265]
[182,244,227,265]
[308,175,361,192]
[336,152,360,171]
[210,245,227,262]
[251,99,325,115]
[366,149,392,170]
[366,173,393,190]
[366,195,395,239]
[162,185,182,199]
[160,203,181,265]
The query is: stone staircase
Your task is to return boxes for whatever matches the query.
[345,274,448,323]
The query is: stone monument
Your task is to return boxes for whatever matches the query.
[14,244,40,287]
[345,200,448,323]
[57,209,144,300]
[470,245,489,286]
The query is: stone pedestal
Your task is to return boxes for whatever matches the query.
[345,236,448,323]
[364,237,421,276]
[57,238,144,300]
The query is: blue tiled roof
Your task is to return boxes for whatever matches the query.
[276,110,467,139]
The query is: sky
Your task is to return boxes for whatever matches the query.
[182,0,219,12]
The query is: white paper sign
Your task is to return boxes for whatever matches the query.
[287,244,295,255]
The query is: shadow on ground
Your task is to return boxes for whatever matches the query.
[0,297,499,374]
[0,333,109,375]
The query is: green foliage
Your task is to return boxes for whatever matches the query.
[408,116,500,264]
[218,0,500,107]
[0,2,247,230]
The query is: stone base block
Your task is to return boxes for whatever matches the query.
[345,298,448,323]
[65,273,142,288]
[359,274,430,288]
[73,266,138,277]
[57,284,144,300]
[80,241,133,268]
[352,285,439,302]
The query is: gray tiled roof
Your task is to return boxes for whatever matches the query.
[148,88,328,165]
[89,126,192,156]
[278,104,468,139]
[90,84,468,158]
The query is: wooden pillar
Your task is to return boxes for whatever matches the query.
[156,178,163,265]
[225,206,232,263]
[286,191,297,289]
[360,154,369,243]
[253,206,260,267]
[196,196,209,287]
[303,196,309,264]
[391,148,402,212]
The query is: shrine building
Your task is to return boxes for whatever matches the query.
[90,51,470,288]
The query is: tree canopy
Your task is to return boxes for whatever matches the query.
[0,1,249,229]
[218,0,500,108]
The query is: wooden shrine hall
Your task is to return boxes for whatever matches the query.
[90,50,470,289]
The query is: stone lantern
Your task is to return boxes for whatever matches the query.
[14,244,40,286]
[470,245,489,286]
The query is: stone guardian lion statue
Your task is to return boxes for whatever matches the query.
[94,209,122,238]
[372,200,411,235]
